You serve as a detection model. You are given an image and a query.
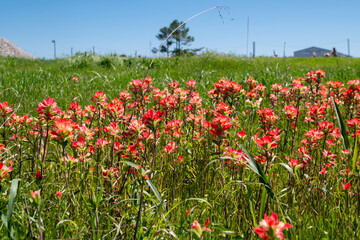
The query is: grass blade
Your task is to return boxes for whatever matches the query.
[4,179,19,240]
[6,179,19,225]
[240,144,274,199]
[259,186,267,222]
[146,179,162,204]
[333,97,350,150]
[121,161,162,204]
[247,186,257,226]
[352,137,358,171]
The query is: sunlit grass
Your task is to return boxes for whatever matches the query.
[0,54,359,239]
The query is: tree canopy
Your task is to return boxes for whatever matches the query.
[154,19,200,56]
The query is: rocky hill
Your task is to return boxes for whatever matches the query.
[0,38,35,59]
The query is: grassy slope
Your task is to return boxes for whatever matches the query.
[1,54,360,115]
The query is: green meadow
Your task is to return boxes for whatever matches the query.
[0,54,360,239]
[1,54,359,114]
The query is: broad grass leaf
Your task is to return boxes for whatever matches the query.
[352,137,358,171]
[212,225,239,237]
[333,97,350,150]
[259,186,267,222]
[121,161,162,204]
[7,179,19,226]
[240,144,274,199]
[267,162,295,182]
[247,186,257,226]
[146,179,162,204]
[0,179,20,240]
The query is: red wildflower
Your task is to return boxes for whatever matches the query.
[210,115,232,136]
[288,158,302,168]
[186,79,197,91]
[0,144,4,154]
[163,141,179,153]
[304,104,327,123]
[256,135,278,150]
[96,138,110,148]
[319,168,327,175]
[283,105,299,120]
[192,217,212,237]
[91,91,107,105]
[37,97,60,120]
[318,121,334,134]
[0,102,13,118]
[51,118,75,142]
[186,208,190,216]
[164,120,182,138]
[103,122,120,136]
[160,96,177,110]
[0,162,13,180]
[211,78,243,101]
[168,80,179,90]
[119,90,132,103]
[128,119,145,135]
[142,109,163,129]
[72,76,79,82]
[212,102,232,116]
[30,189,41,200]
[258,108,278,132]
[36,170,43,179]
[254,212,292,240]
[129,79,149,95]
[342,182,351,190]
[347,118,360,136]
[237,130,247,140]
[56,191,62,198]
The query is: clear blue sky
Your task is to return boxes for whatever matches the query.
[1,0,359,58]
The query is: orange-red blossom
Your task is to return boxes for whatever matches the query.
[253,212,292,240]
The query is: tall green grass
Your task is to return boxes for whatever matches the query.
[0,54,360,239]
[1,54,359,115]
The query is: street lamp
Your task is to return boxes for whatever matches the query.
[52,40,56,59]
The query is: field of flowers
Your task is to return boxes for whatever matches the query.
[0,55,360,239]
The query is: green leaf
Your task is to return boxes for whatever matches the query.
[146,179,162,204]
[7,179,19,225]
[212,225,239,236]
[120,160,163,204]
[240,144,274,199]
[99,198,137,223]
[352,137,358,171]
[259,186,267,222]
[267,162,295,182]
[185,198,212,207]
[5,179,19,240]
[120,160,140,170]
[247,186,257,226]
[333,97,350,150]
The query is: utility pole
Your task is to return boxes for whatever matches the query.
[284,42,288,80]
[52,40,56,59]
[244,16,249,81]
[93,46,95,55]
[71,47,73,57]
[253,42,255,57]
[347,38,350,57]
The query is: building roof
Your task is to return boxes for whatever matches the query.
[294,46,349,57]
[294,46,330,53]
